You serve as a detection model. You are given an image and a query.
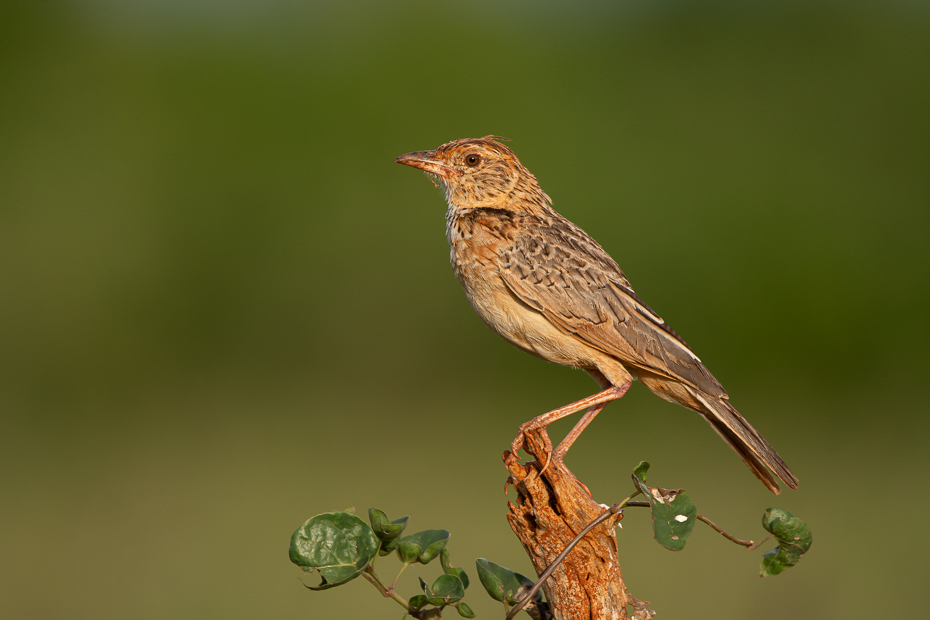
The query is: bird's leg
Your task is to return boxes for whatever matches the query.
[536,403,608,477]
[508,384,630,467]
[521,402,609,498]
[544,380,633,473]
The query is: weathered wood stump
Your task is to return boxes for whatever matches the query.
[505,428,654,620]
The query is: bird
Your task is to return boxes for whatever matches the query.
[395,136,798,494]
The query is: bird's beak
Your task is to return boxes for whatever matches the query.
[394,150,462,178]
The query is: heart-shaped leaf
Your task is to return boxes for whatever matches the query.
[760,508,812,576]
[426,574,465,606]
[289,511,379,590]
[632,463,696,551]
[475,558,539,605]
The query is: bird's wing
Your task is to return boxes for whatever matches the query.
[499,217,727,398]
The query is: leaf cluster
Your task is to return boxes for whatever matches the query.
[289,465,813,619]
[289,508,474,618]
[630,462,812,575]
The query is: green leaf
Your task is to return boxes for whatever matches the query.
[289,511,380,590]
[440,547,454,572]
[633,461,650,483]
[456,602,476,618]
[368,508,410,541]
[453,567,470,590]
[396,530,450,565]
[379,535,401,557]
[440,548,470,589]
[426,574,465,606]
[475,558,539,605]
[632,465,696,551]
[760,508,812,576]
[409,595,429,610]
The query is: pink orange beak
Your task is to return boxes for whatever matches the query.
[394,150,462,178]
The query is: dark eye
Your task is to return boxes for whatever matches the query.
[465,153,481,167]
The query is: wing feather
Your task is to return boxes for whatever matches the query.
[499,217,727,398]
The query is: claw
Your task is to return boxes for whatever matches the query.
[503,450,519,467]
[510,431,526,458]
[537,450,554,476]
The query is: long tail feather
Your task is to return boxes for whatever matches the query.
[688,388,799,493]
[636,373,797,493]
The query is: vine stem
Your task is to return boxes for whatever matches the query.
[505,491,642,620]
[390,562,410,591]
[361,566,412,612]
[361,565,446,620]
[695,514,756,547]
[746,534,775,551]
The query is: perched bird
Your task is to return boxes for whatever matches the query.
[395,136,797,494]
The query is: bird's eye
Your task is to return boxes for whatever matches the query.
[465,153,481,167]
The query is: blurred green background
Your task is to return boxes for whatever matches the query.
[1,1,928,618]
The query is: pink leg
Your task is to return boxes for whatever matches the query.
[509,383,631,465]
[555,381,631,459]
[540,381,632,474]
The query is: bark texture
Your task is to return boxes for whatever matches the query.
[505,429,655,620]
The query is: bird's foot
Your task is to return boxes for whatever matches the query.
[509,424,553,466]
[536,445,558,476]
[550,443,572,469]
[526,443,592,497]
[505,435,591,497]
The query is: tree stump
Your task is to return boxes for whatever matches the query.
[505,428,654,620]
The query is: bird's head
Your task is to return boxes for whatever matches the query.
[395,136,551,213]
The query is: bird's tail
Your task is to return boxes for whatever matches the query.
[638,374,798,494]
[688,388,798,494]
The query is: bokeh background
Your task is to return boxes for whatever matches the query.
[2,1,928,618]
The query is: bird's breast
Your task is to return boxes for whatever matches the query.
[446,217,611,370]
